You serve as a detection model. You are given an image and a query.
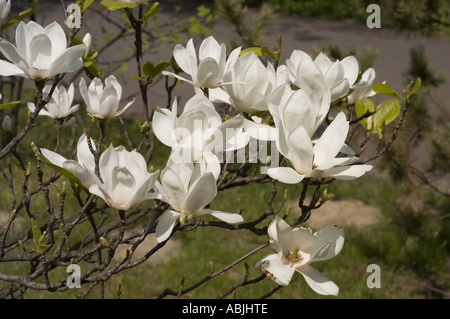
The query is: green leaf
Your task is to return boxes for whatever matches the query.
[85,61,103,80]
[142,61,154,78]
[0,101,21,110]
[100,0,137,10]
[371,83,401,99]
[151,61,170,77]
[240,47,262,56]
[374,99,401,129]
[2,8,37,31]
[410,77,421,96]
[79,0,95,13]
[355,98,375,128]
[31,220,51,255]
[144,2,161,19]
[130,74,143,81]
[31,220,42,248]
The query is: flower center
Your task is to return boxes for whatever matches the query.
[285,247,303,266]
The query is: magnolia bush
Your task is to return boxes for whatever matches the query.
[0,0,420,299]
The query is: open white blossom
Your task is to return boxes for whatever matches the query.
[155,153,243,243]
[153,93,245,177]
[88,146,160,211]
[27,83,79,119]
[40,133,95,188]
[268,84,330,139]
[0,21,86,81]
[221,51,278,114]
[79,75,134,119]
[286,50,359,102]
[267,112,372,184]
[257,216,344,295]
[162,36,241,89]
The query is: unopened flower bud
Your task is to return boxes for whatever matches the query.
[1,114,12,132]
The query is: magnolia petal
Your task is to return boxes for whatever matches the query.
[329,78,350,101]
[199,35,220,62]
[79,77,90,108]
[297,265,339,296]
[312,224,345,262]
[202,209,244,223]
[267,167,305,184]
[324,62,345,89]
[313,112,348,167]
[255,253,279,268]
[184,172,217,215]
[44,21,67,58]
[287,126,314,175]
[323,164,373,180]
[30,34,53,71]
[341,55,359,86]
[267,215,292,253]
[153,108,177,147]
[76,133,95,173]
[196,57,220,88]
[314,53,333,74]
[98,146,119,193]
[0,38,26,67]
[105,75,122,100]
[243,118,277,141]
[0,59,26,77]
[40,148,67,167]
[173,41,195,77]
[50,44,86,77]
[260,255,295,286]
[155,209,180,243]
[63,160,93,188]
[88,181,111,206]
[114,98,135,117]
[161,71,198,87]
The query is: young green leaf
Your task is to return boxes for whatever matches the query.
[240,47,263,56]
[100,0,137,10]
[144,2,161,19]
[355,98,375,128]
[374,99,401,128]
[0,101,21,110]
[1,8,37,31]
[410,77,422,96]
[371,83,401,99]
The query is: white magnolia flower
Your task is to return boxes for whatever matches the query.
[0,0,10,27]
[162,36,241,89]
[0,21,86,81]
[268,85,330,139]
[221,51,278,114]
[347,67,379,104]
[267,112,372,184]
[257,216,344,295]
[286,50,359,102]
[155,153,243,242]
[40,133,95,188]
[27,83,79,119]
[153,93,245,176]
[79,75,134,119]
[88,146,160,211]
